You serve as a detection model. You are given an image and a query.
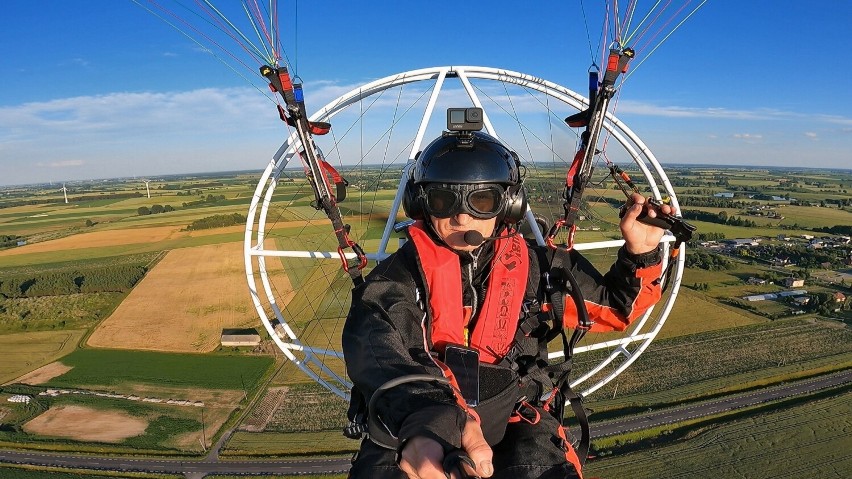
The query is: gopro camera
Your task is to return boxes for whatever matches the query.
[447,107,484,132]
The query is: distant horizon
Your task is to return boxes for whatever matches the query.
[3,162,851,190]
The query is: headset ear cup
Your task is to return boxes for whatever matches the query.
[503,184,527,224]
[402,180,425,220]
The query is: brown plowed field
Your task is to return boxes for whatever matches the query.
[23,405,148,443]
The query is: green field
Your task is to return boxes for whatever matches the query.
[45,349,273,390]
[584,318,852,412]
[223,430,358,457]
[0,466,179,479]
[585,389,852,479]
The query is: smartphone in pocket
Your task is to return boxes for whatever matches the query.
[444,344,480,407]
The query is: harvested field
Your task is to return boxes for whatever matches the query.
[23,405,148,443]
[0,225,187,257]
[12,361,73,385]
[86,241,290,352]
[0,220,318,258]
[0,330,84,385]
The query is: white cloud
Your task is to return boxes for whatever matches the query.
[0,87,283,185]
[733,133,763,141]
[616,100,852,127]
[37,160,84,168]
[804,132,818,140]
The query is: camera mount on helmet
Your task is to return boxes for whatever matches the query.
[445,107,483,148]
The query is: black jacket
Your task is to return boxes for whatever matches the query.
[343,231,661,452]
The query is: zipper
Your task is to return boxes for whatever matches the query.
[464,250,480,346]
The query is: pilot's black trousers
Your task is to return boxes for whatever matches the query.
[347,405,582,479]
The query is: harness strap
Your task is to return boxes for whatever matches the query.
[562,386,590,466]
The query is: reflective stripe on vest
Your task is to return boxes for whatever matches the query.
[408,221,529,364]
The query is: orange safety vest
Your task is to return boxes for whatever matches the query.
[408,222,530,364]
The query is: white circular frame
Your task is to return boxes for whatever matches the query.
[243,66,686,400]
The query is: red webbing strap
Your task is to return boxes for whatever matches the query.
[556,424,586,477]
[566,148,584,189]
[320,160,348,203]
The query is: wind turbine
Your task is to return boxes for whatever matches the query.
[143,180,151,199]
[61,183,68,204]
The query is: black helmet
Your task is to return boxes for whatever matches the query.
[403,131,526,224]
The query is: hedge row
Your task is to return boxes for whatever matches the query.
[186,212,247,231]
[0,265,147,298]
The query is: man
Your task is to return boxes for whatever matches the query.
[343,130,671,479]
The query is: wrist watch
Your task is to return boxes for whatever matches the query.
[620,245,663,269]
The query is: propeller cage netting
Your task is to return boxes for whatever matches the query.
[243,66,687,400]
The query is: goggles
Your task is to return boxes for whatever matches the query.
[423,183,505,219]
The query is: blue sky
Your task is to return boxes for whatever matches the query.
[1,1,850,186]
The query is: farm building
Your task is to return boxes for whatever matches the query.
[713,192,734,198]
[221,328,261,347]
[722,238,758,247]
[7,395,31,404]
[835,292,847,303]
[778,290,808,297]
[743,290,807,302]
[783,278,805,288]
[744,294,776,302]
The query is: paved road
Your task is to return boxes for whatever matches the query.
[1,369,849,477]
[592,368,851,437]
[0,451,352,476]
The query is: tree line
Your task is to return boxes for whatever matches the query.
[0,265,147,298]
[186,213,247,231]
[685,250,736,271]
[681,210,758,227]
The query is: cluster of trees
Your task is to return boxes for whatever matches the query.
[137,204,176,216]
[742,244,851,270]
[0,265,147,298]
[814,225,852,236]
[186,213,247,231]
[669,177,707,187]
[163,181,224,190]
[67,192,143,203]
[685,251,736,271]
[181,194,227,208]
[691,231,727,242]
[0,235,22,249]
[682,210,758,228]
[679,197,749,208]
[797,292,848,316]
[789,199,851,208]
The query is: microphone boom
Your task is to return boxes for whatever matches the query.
[463,230,485,246]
